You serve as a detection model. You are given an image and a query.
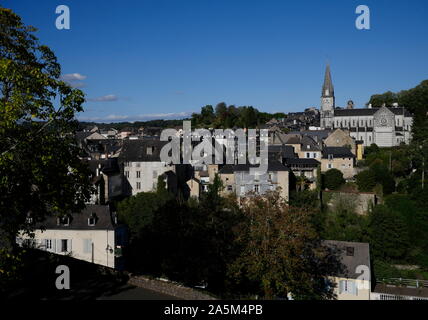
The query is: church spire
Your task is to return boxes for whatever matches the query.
[322,64,334,97]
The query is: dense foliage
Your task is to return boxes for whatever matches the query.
[323,169,345,190]
[0,7,92,289]
[118,178,339,299]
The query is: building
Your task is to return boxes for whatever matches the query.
[84,158,123,204]
[269,144,320,191]
[371,280,428,300]
[17,205,127,270]
[218,160,290,201]
[323,240,372,300]
[323,128,364,161]
[321,146,356,179]
[320,64,413,147]
[119,139,181,195]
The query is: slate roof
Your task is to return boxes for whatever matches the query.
[284,158,320,166]
[268,145,296,159]
[36,205,116,231]
[334,107,412,117]
[374,283,428,298]
[283,134,302,144]
[119,139,168,162]
[322,147,355,159]
[322,64,334,97]
[289,130,332,142]
[83,158,120,175]
[219,160,290,174]
[300,135,322,151]
[75,131,92,141]
[323,240,371,280]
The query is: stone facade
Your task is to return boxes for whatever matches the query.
[320,65,413,147]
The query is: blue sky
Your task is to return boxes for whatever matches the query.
[4,0,428,122]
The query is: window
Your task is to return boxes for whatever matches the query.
[136,171,141,178]
[346,247,355,256]
[328,164,333,169]
[227,185,233,191]
[313,152,317,158]
[88,213,97,226]
[147,146,154,155]
[83,239,92,254]
[125,171,129,178]
[136,182,141,190]
[339,280,357,295]
[59,216,70,226]
[45,239,52,250]
[306,152,310,158]
[254,185,259,193]
[61,239,68,253]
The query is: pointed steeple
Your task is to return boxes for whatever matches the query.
[322,64,334,97]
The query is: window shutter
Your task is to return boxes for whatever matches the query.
[56,239,61,253]
[339,280,345,294]
[68,239,72,253]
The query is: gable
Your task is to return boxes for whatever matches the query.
[325,129,354,147]
[373,106,395,127]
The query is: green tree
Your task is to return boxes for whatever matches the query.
[229,191,338,300]
[0,7,92,285]
[369,205,410,261]
[322,194,369,243]
[356,169,377,192]
[323,169,345,190]
[370,162,395,195]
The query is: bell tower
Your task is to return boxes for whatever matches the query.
[321,64,335,128]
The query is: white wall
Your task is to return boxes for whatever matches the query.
[19,229,117,268]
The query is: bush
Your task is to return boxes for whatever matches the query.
[356,169,377,192]
[323,169,345,190]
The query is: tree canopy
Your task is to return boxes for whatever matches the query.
[0,7,92,285]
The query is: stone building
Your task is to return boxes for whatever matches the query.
[320,65,413,147]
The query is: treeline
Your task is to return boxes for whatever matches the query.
[117,177,341,300]
[78,103,287,131]
[368,79,428,143]
[190,102,286,128]
[78,119,185,131]
[293,142,428,280]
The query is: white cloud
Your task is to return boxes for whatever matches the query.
[77,111,192,122]
[87,94,118,102]
[61,73,87,81]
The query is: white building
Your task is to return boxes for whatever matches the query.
[120,139,180,195]
[320,65,413,147]
[323,240,372,300]
[17,205,127,270]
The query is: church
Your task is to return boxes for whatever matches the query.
[319,65,413,147]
